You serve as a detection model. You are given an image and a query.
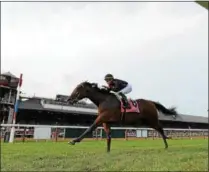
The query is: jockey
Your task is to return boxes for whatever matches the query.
[104,74,132,108]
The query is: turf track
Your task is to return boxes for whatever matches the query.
[1,139,208,171]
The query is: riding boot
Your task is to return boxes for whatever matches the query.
[119,93,130,109]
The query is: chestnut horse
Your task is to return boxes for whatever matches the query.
[67,81,177,152]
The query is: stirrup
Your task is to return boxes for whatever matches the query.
[123,102,129,109]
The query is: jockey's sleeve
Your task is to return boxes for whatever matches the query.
[113,80,120,90]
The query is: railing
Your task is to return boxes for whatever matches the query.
[1,124,208,142]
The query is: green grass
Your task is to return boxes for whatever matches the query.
[1,139,208,171]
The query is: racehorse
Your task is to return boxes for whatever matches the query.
[67,81,178,152]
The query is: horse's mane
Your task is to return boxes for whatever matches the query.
[82,81,111,95]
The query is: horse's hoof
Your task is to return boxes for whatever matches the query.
[68,141,75,145]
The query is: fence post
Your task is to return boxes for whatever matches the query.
[100,128,103,140]
[125,130,128,141]
[22,127,26,143]
[63,128,66,140]
[55,123,58,142]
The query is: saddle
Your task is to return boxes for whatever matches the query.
[109,91,140,122]
[101,88,140,122]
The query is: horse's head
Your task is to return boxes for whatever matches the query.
[67,81,98,104]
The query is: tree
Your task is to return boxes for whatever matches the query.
[196,1,208,10]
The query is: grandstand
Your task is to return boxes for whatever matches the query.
[0,73,19,123]
[1,95,207,140]
[7,95,208,129]
[0,72,208,141]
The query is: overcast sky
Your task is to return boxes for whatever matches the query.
[1,2,208,117]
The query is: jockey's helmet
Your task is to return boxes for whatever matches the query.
[104,74,114,81]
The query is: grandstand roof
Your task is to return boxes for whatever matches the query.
[19,97,96,115]
[157,112,207,124]
[1,72,18,79]
[18,97,208,124]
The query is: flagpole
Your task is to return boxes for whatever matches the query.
[9,73,23,143]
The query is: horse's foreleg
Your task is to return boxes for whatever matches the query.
[69,116,103,145]
[103,123,111,153]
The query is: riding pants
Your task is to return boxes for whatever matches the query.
[117,84,132,95]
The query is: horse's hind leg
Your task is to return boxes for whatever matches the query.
[153,124,168,149]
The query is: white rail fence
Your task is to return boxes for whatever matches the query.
[1,124,208,142]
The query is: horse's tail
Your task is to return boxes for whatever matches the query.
[150,101,177,116]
